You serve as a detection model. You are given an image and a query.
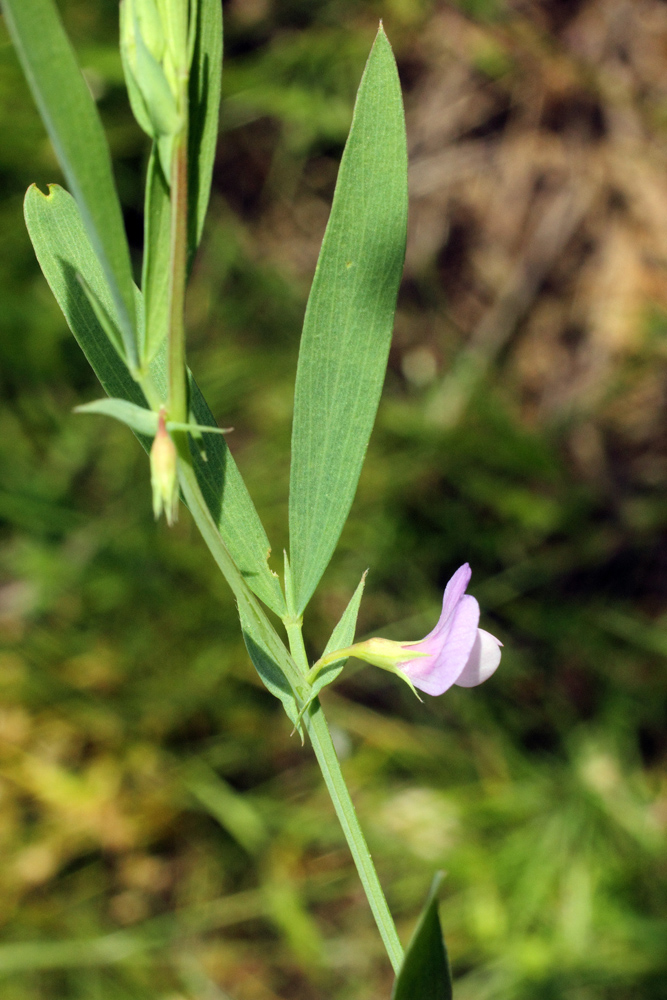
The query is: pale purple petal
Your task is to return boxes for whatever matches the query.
[455,629,502,688]
[402,594,480,696]
[440,563,472,620]
[419,563,472,644]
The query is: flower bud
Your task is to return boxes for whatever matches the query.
[120,0,186,178]
[150,408,179,526]
[130,0,165,61]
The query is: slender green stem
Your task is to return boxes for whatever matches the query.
[167,134,189,423]
[284,621,404,973]
[306,703,404,972]
[284,618,308,674]
[170,436,403,971]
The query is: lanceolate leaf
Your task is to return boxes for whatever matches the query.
[24,185,145,407]
[392,873,453,1000]
[4,0,138,368]
[292,571,367,728]
[188,0,223,269]
[289,25,408,615]
[310,572,367,700]
[24,183,285,616]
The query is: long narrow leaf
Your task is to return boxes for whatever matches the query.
[188,0,223,268]
[4,0,138,367]
[289,25,408,614]
[24,183,285,616]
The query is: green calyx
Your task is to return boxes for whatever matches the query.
[309,638,428,699]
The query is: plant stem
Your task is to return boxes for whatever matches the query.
[169,437,404,972]
[153,27,404,962]
[284,622,404,973]
[167,133,189,423]
[283,618,308,674]
[308,705,404,972]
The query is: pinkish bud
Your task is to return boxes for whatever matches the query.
[150,407,178,526]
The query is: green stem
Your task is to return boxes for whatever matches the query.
[141,382,404,971]
[284,618,308,674]
[167,133,189,423]
[284,622,404,973]
[306,704,404,972]
[171,437,403,971]
[146,25,403,961]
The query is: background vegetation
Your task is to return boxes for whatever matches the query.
[1,0,666,997]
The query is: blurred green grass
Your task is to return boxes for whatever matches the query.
[0,1,666,998]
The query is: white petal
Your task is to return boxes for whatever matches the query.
[454,629,502,688]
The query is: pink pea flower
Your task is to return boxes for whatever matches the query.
[397,563,502,696]
[309,564,502,698]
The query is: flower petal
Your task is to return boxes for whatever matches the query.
[403,594,480,696]
[419,563,472,644]
[455,628,502,688]
[441,563,472,619]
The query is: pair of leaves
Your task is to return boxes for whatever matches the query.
[73,398,232,440]
[11,0,282,615]
[24,183,284,617]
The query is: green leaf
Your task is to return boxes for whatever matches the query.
[141,147,172,364]
[77,273,127,364]
[312,571,367,697]
[323,572,367,657]
[24,184,146,407]
[24,183,285,616]
[292,571,366,729]
[4,0,138,368]
[119,0,154,137]
[289,24,407,614]
[187,377,285,614]
[238,591,306,735]
[392,873,452,1000]
[75,399,159,437]
[188,0,223,268]
[74,397,232,438]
